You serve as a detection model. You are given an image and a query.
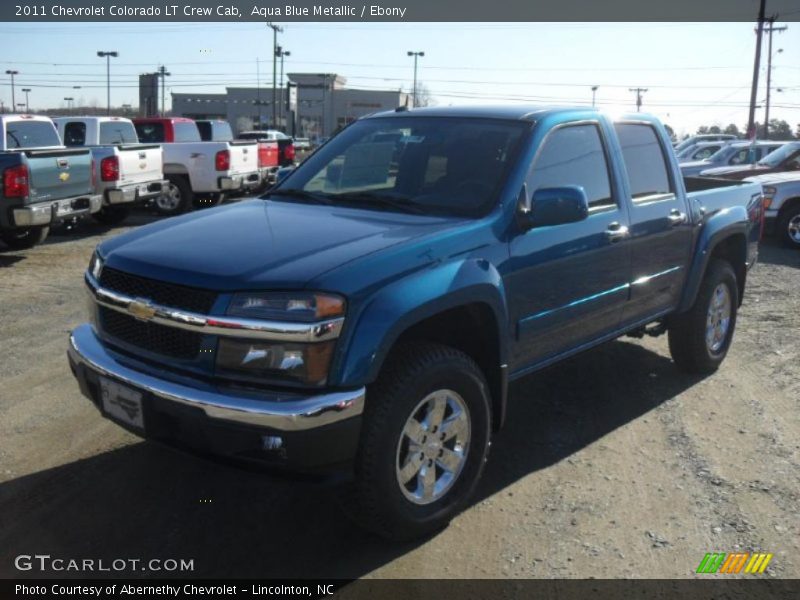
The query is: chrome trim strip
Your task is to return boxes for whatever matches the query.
[86,274,344,343]
[69,324,364,431]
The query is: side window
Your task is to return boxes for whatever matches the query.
[528,124,614,210]
[614,123,674,202]
[63,122,86,146]
[729,149,749,165]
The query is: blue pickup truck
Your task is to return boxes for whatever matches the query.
[68,107,763,540]
[1,115,99,249]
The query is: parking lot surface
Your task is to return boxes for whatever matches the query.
[1,213,798,579]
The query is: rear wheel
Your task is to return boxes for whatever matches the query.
[339,342,491,541]
[1,226,49,250]
[777,203,800,249]
[92,205,129,226]
[668,259,738,374]
[154,177,192,217]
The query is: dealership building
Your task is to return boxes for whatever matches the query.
[169,73,411,137]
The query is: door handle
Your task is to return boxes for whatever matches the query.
[605,222,630,242]
[668,209,687,226]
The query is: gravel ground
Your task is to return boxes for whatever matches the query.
[0,213,798,580]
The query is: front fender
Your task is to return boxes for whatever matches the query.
[332,258,509,388]
[678,205,749,313]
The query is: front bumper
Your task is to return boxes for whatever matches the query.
[67,323,364,473]
[218,172,261,192]
[105,180,167,205]
[11,195,102,227]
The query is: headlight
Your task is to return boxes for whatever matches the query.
[216,339,335,386]
[227,291,345,322]
[88,251,103,281]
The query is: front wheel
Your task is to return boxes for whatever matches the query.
[339,342,491,541]
[668,258,738,374]
[1,226,49,250]
[777,203,800,249]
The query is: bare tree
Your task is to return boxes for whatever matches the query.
[414,82,435,108]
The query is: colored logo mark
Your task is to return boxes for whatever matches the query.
[696,552,773,574]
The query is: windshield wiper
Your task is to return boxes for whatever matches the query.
[330,191,426,214]
[266,188,334,205]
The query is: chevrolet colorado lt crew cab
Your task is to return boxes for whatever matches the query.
[1,115,99,249]
[68,107,762,540]
[132,117,260,215]
[54,116,166,225]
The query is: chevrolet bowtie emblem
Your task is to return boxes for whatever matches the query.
[128,298,156,321]
[59,172,70,182]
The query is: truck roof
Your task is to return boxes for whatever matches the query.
[367,105,659,124]
[53,116,133,122]
[132,117,195,123]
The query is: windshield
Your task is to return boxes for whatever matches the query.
[272,117,528,217]
[758,143,798,167]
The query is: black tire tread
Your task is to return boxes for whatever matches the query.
[776,202,800,248]
[0,226,49,250]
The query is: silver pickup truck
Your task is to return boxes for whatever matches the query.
[54,117,166,225]
[746,171,800,248]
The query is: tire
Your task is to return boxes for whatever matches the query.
[1,226,49,250]
[339,342,492,541]
[668,258,738,374]
[154,177,192,217]
[192,193,224,210]
[92,205,129,226]
[777,203,800,249]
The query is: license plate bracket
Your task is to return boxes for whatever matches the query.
[99,376,145,431]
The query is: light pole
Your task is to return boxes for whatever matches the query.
[267,22,283,127]
[591,85,598,108]
[277,46,291,128]
[157,65,171,117]
[407,51,424,108]
[96,51,118,115]
[5,70,19,110]
[21,88,31,112]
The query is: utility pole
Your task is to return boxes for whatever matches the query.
[629,87,648,112]
[407,51,424,107]
[256,58,261,128]
[267,22,283,128]
[763,18,787,139]
[96,51,118,116]
[158,65,171,117]
[747,0,767,140]
[64,97,74,115]
[591,85,598,108]
[5,70,18,110]
[319,74,328,137]
[277,46,290,128]
[21,88,31,112]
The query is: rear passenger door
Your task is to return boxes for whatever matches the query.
[614,122,693,325]
[508,121,632,370]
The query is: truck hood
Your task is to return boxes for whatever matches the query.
[99,198,466,292]
[743,171,800,186]
[679,159,712,169]
[700,164,769,178]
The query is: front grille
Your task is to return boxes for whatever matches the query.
[99,267,217,314]
[100,307,202,360]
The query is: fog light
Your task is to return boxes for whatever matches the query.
[262,435,284,451]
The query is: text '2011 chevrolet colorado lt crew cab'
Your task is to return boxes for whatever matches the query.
[68,107,763,540]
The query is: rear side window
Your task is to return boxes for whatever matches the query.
[134,122,164,143]
[213,122,233,141]
[63,122,86,146]
[173,122,200,142]
[614,123,674,202]
[99,121,138,144]
[528,124,614,210]
[5,120,62,149]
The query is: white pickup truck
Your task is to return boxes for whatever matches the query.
[54,117,166,225]
[133,118,261,215]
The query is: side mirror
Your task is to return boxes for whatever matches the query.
[517,185,590,231]
[275,165,295,184]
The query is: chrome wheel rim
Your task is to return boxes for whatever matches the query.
[156,183,181,211]
[706,283,732,353]
[395,389,471,505]
[788,214,800,244]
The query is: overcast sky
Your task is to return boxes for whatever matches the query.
[1,21,798,136]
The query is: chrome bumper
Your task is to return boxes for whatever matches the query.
[68,323,365,432]
[218,173,261,191]
[105,180,167,205]
[13,195,102,226]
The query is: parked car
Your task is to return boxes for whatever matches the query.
[54,116,166,225]
[673,133,737,154]
[701,141,800,180]
[237,130,296,168]
[132,117,260,215]
[676,141,726,162]
[1,115,99,249]
[680,141,785,178]
[197,120,281,190]
[746,171,800,248]
[293,137,311,152]
[69,107,762,541]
